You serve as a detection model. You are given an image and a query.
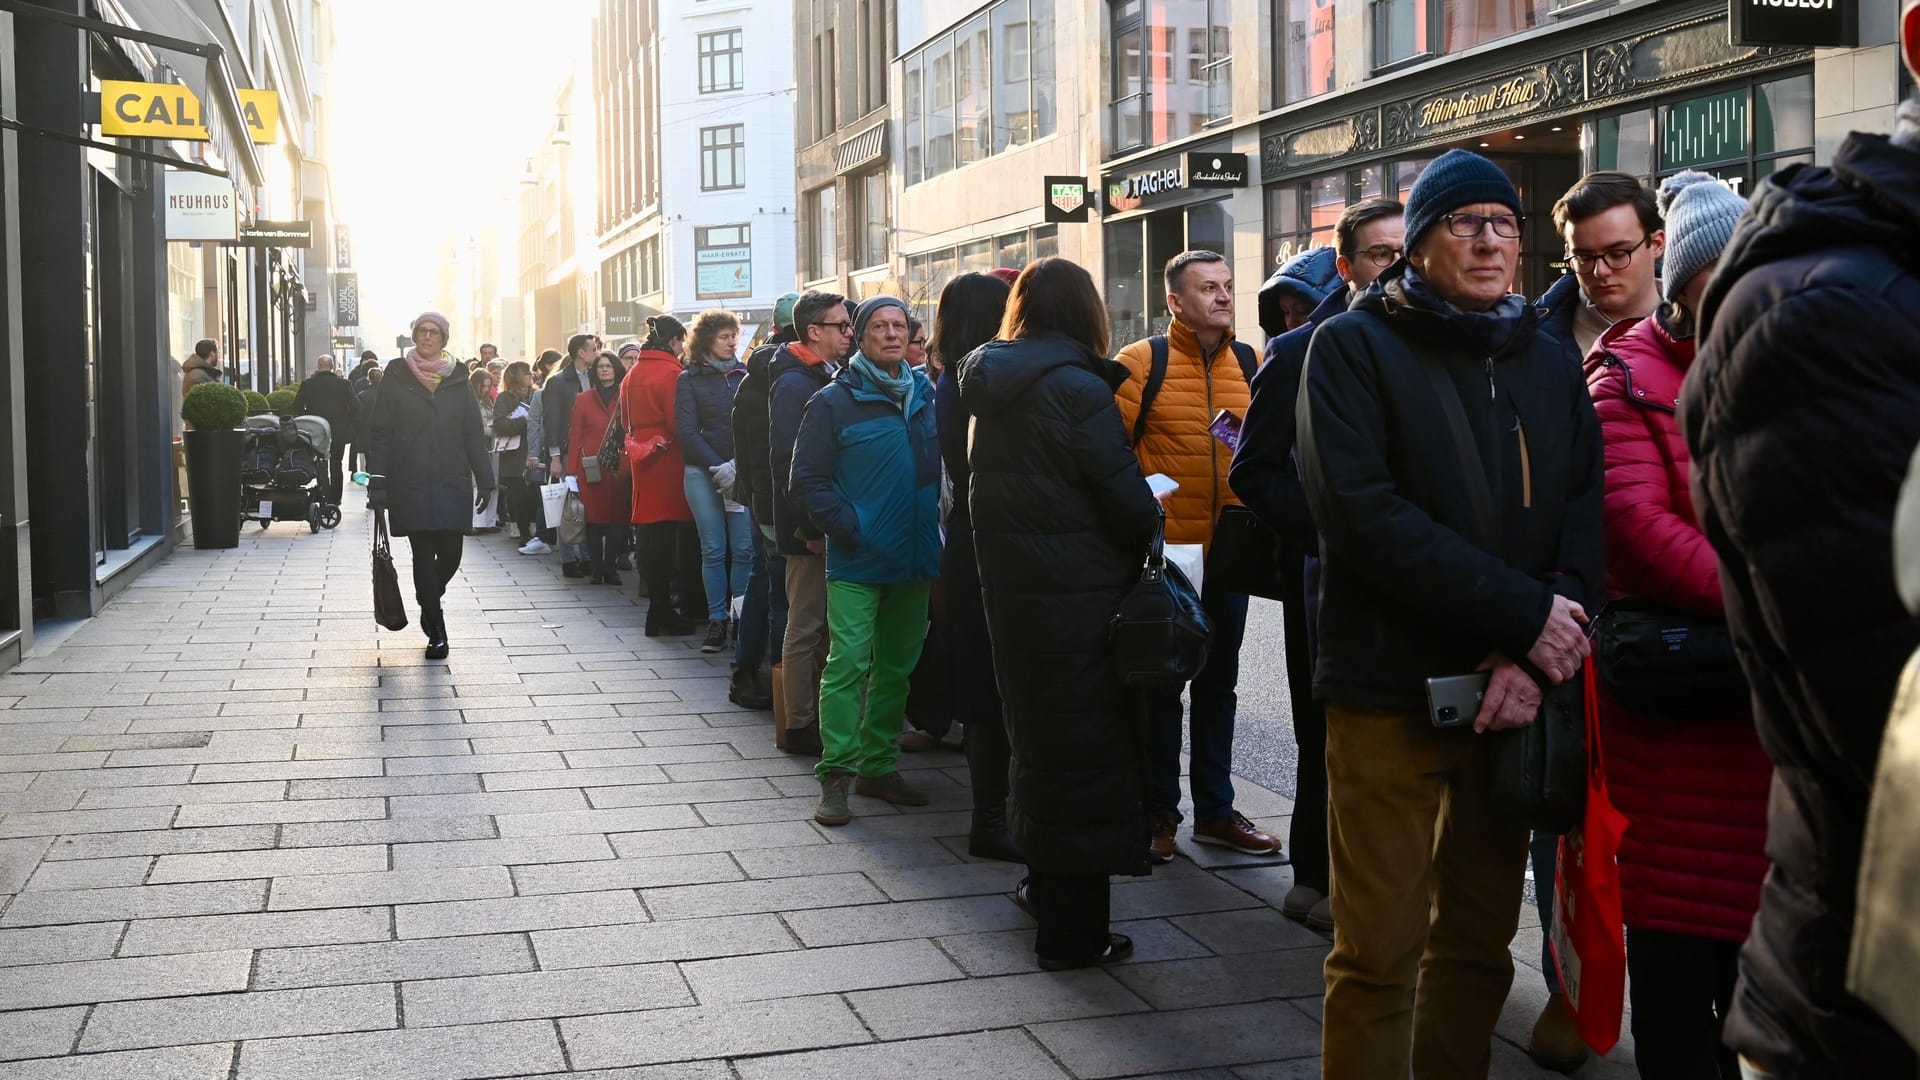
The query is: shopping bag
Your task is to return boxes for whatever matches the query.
[1165,542,1206,598]
[371,508,408,631]
[1548,659,1629,1055]
[539,482,568,526]
[559,491,587,546]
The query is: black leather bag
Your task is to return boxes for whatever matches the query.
[372,508,408,631]
[1111,513,1214,689]
[1593,597,1748,716]
[1207,504,1299,603]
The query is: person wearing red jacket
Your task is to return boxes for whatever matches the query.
[620,323,697,636]
[1584,170,1769,1080]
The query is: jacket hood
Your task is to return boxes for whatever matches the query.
[183,354,220,373]
[957,334,1121,417]
[769,342,834,384]
[1702,134,1920,340]
[1258,247,1341,335]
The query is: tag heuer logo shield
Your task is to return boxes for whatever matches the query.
[1050,183,1085,214]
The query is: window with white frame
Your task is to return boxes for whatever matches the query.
[700,124,746,190]
[698,29,743,93]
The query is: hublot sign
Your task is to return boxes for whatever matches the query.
[1730,0,1857,47]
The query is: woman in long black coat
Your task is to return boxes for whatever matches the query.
[365,311,494,659]
[958,258,1161,970]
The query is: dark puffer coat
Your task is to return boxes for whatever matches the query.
[364,359,492,537]
[676,359,745,469]
[733,332,797,525]
[1682,131,1920,1079]
[958,334,1161,877]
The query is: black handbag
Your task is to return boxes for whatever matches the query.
[1111,512,1214,689]
[372,508,408,631]
[1207,504,1299,603]
[1592,597,1748,716]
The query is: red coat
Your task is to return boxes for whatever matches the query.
[619,349,692,524]
[1585,313,1772,943]
[566,387,627,525]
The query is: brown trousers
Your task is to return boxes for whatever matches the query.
[1322,702,1530,1079]
[780,554,828,732]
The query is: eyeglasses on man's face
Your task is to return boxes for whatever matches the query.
[1344,244,1405,267]
[812,320,852,334]
[1567,233,1653,274]
[1442,212,1524,239]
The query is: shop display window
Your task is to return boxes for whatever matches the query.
[906,225,1063,323]
[1276,0,1338,106]
[1586,72,1814,200]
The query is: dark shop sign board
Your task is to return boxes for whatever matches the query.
[1731,0,1857,48]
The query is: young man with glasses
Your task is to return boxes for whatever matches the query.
[1541,171,1667,358]
[769,292,853,756]
[1231,197,1404,936]
[1296,149,1603,1077]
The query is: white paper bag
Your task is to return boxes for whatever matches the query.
[539,482,568,526]
[1165,543,1205,597]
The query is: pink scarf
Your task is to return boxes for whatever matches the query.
[405,348,455,390]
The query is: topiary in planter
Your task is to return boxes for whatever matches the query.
[267,387,299,413]
[243,389,271,415]
[182,382,248,430]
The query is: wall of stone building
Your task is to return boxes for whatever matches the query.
[1813,0,1907,161]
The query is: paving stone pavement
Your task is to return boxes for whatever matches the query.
[0,504,1638,1078]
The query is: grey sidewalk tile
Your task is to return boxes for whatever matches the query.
[0,753,109,773]
[81,984,398,1052]
[269,865,512,910]
[390,833,613,871]
[732,1029,1072,1080]
[493,804,702,838]
[682,938,965,1004]
[489,1065,733,1080]
[463,732,644,755]
[935,919,1212,977]
[0,805,176,839]
[561,995,871,1070]
[279,815,495,848]
[150,844,388,883]
[608,820,824,859]
[548,712,708,735]
[642,871,886,920]
[686,796,883,827]
[0,1005,88,1060]
[481,764,671,791]
[731,839,958,880]
[385,752,572,777]
[0,921,123,966]
[43,824,277,861]
[1232,1062,1321,1080]
[784,893,1032,947]
[131,714,295,732]
[812,809,975,844]
[865,861,1028,902]
[395,889,647,938]
[1028,1000,1323,1078]
[559,745,743,769]
[288,777,485,803]
[62,733,212,752]
[191,759,382,783]
[6,1042,235,1080]
[119,907,391,956]
[0,948,252,1009]
[294,740,473,760]
[1168,908,1330,955]
[658,756,821,782]
[387,788,588,817]
[252,932,533,990]
[76,780,286,809]
[1110,947,1332,1009]
[174,796,385,827]
[511,852,741,896]
[24,854,152,890]
[0,836,52,890]
[401,962,692,1026]
[849,968,1152,1040]
[235,1019,564,1080]
[532,913,798,969]
[104,746,292,767]
[0,880,267,927]
[1110,876,1267,921]
[0,788,84,813]
[24,765,195,790]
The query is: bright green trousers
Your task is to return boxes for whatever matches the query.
[815,579,932,781]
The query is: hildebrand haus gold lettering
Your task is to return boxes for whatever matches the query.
[1421,76,1537,127]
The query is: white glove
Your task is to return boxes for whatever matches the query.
[709,459,738,500]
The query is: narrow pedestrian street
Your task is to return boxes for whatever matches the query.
[0,502,1633,1079]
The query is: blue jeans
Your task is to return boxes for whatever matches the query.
[1533,829,1562,994]
[735,529,785,672]
[1146,583,1250,826]
[683,467,754,621]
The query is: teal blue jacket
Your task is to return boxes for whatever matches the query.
[788,357,941,585]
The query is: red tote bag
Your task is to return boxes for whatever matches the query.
[1549,660,1629,1055]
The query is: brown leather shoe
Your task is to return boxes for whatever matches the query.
[1192,812,1286,859]
[898,728,934,753]
[1149,819,1177,864]
[783,725,822,757]
[1528,992,1590,1073]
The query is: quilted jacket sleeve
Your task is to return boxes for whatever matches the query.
[1591,365,1722,617]
[789,389,860,543]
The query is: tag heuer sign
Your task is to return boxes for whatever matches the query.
[1044,176,1091,223]
[1730,0,1857,47]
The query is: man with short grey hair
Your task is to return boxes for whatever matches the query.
[292,354,359,502]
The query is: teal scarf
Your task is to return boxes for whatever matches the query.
[851,354,914,414]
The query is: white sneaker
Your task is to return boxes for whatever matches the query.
[517,538,551,555]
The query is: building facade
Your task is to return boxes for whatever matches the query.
[519,75,600,357]
[794,0,898,302]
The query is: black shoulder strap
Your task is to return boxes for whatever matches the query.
[1133,335,1169,446]
[1230,340,1258,384]
[1419,359,1500,551]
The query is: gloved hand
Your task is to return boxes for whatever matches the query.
[709,459,738,499]
[474,489,493,515]
[366,475,388,511]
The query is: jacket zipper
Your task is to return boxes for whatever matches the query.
[1485,356,1532,508]
[1204,343,1218,525]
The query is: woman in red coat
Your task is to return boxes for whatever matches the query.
[619,321,696,636]
[1583,171,1769,1080]
[567,351,629,584]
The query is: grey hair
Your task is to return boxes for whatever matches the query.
[1165,250,1227,294]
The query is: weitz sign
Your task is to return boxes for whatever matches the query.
[163,169,239,241]
[1043,176,1091,223]
[1730,0,1857,47]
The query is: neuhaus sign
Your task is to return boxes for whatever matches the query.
[1731,0,1857,47]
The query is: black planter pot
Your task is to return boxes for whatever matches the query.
[183,428,244,550]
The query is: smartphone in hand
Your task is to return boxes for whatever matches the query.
[1210,409,1244,453]
[1426,672,1491,729]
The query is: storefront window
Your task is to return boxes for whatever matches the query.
[960,239,995,275]
[1277,0,1337,106]
[956,13,992,167]
[1105,220,1147,347]
[997,232,1029,272]
[1109,0,1234,154]
[904,0,1057,185]
[1756,74,1814,157]
[1585,73,1815,198]
[1592,109,1654,177]
[993,0,1032,151]
[1033,224,1059,259]
[927,36,956,177]
[1267,158,1428,271]
[807,186,837,281]
[855,171,889,270]
[1370,0,1548,71]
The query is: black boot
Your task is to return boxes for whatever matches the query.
[964,723,1021,863]
[424,607,450,660]
[728,667,773,710]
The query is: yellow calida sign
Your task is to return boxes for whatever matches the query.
[98,81,280,144]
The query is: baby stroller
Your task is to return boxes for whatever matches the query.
[241,414,341,533]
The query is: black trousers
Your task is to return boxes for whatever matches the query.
[1027,871,1110,963]
[585,523,627,573]
[408,531,464,613]
[637,523,680,614]
[1627,926,1741,1080]
[326,440,348,503]
[503,477,536,539]
[1282,593,1329,893]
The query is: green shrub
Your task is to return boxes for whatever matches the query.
[242,390,271,415]
[266,387,298,413]
[181,382,248,430]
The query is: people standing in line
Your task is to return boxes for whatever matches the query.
[1257,246,1341,337]
[1232,198,1406,936]
[365,312,496,661]
[543,334,599,578]
[929,271,1015,860]
[1682,12,1920,1072]
[1296,149,1604,1078]
[478,343,499,366]
[791,296,941,825]
[181,338,224,405]
[349,349,380,394]
[729,292,801,714]
[905,316,930,375]
[567,351,631,584]
[494,361,537,548]
[1578,171,1768,1080]
[470,367,500,534]
[770,292,853,756]
[532,349,561,388]
[1113,250,1281,863]
[520,353,557,556]
[291,354,359,503]
[351,366,382,475]
[961,257,1161,969]
[623,320,697,636]
[676,310,754,654]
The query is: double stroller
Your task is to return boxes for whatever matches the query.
[241,414,341,533]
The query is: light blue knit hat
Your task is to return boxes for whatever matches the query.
[1657,171,1748,302]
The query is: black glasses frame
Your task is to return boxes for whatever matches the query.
[1442,212,1525,239]
[1567,233,1654,274]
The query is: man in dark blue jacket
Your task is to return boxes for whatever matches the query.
[728,292,801,713]
[1230,197,1401,937]
[790,296,941,828]
[769,292,851,756]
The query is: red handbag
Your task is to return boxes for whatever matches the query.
[1549,660,1629,1054]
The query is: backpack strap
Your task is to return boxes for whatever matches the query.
[1230,340,1258,384]
[1133,335,1169,447]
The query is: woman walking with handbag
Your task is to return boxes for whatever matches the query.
[622,322,697,635]
[365,311,495,660]
[676,310,754,653]
[959,258,1161,970]
[1584,171,1770,1079]
[568,351,631,584]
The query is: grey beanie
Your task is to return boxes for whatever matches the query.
[1657,171,1748,302]
[852,296,908,345]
